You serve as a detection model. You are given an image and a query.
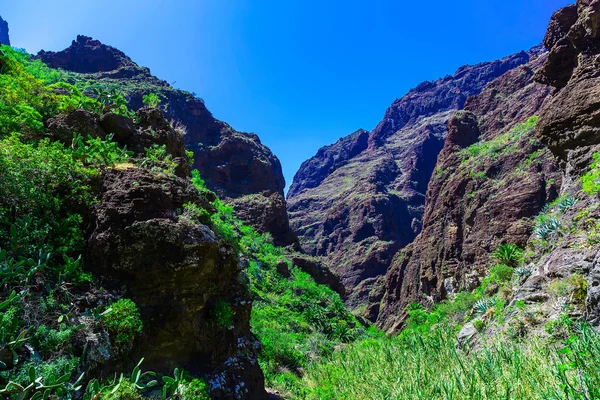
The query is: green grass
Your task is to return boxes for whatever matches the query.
[292,323,600,400]
[459,116,538,163]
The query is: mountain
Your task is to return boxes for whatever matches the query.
[37,35,298,247]
[378,48,559,331]
[287,49,533,314]
[0,15,9,45]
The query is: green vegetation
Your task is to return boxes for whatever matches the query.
[583,153,600,196]
[101,299,144,355]
[282,244,599,399]
[459,116,538,162]
[0,45,212,399]
[492,243,523,267]
[189,170,365,390]
[294,322,600,399]
[142,92,161,108]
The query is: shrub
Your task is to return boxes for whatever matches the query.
[583,153,600,196]
[70,133,132,167]
[489,264,514,283]
[101,298,143,355]
[0,135,95,257]
[473,319,486,332]
[104,379,143,400]
[142,93,161,108]
[212,301,234,328]
[491,244,523,267]
[176,378,211,400]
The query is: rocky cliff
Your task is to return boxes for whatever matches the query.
[41,105,267,398]
[0,15,9,46]
[287,51,533,313]
[378,0,600,333]
[37,36,297,247]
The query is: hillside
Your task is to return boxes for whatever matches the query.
[3,1,600,400]
[287,48,534,315]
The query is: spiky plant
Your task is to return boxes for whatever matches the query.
[534,217,561,239]
[473,298,496,317]
[492,244,523,267]
[557,196,578,214]
[514,266,532,280]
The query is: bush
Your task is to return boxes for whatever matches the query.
[583,153,600,196]
[0,135,95,257]
[175,378,210,400]
[212,301,233,328]
[104,379,143,400]
[489,264,514,283]
[101,299,143,355]
[142,93,161,108]
[492,244,523,267]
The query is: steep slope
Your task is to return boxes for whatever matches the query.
[37,36,297,247]
[0,45,266,398]
[287,51,532,312]
[0,15,9,46]
[377,47,561,332]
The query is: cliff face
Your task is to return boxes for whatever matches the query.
[377,49,560,332]
[0,15,9,46]
[378,0,600,333]
[37,36,297,247]
[42,106,266,398]
[287,51,532,312]
[531,0,600,327]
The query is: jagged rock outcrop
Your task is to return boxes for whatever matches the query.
[78,108,266,399]
[287,51,533,312]
[378,50,561,332]
[37,35,297,247]
[0,15,9,46]
[531,0,600,326]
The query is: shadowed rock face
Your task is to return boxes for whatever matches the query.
[37,35,297,247]
[377,50,561,333]
[0,15,9,46]
[287,51,532,313]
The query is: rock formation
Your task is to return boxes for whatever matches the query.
[44,105,267,398]
[0,15,9,46]
[287,51,533,312]
[377,47,561,332]
[38,35,297,247]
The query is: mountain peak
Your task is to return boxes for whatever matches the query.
[37,35,137,73]
[0,15,10,46]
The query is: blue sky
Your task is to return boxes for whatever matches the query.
[3,0,571,190]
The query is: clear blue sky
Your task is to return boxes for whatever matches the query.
[3,0,571,190]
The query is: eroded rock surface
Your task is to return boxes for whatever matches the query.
[378,51,560,332]
[38,35,297,247]
[288,51,533,313]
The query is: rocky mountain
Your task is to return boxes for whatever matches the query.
[287,50,534,313]
[377,50,559,331]
[37,36,297,247]
[378,0,600,334]
[0,15,9,46]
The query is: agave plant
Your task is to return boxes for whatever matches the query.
[534,216,561,240]
[473,298,496,317]
[557,196,578,214]
[514,266,532,280]
[492,244,524,267]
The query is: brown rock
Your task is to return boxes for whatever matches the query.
[287,50,534,312]
[378,51,560,332]
[86,167,266,399]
